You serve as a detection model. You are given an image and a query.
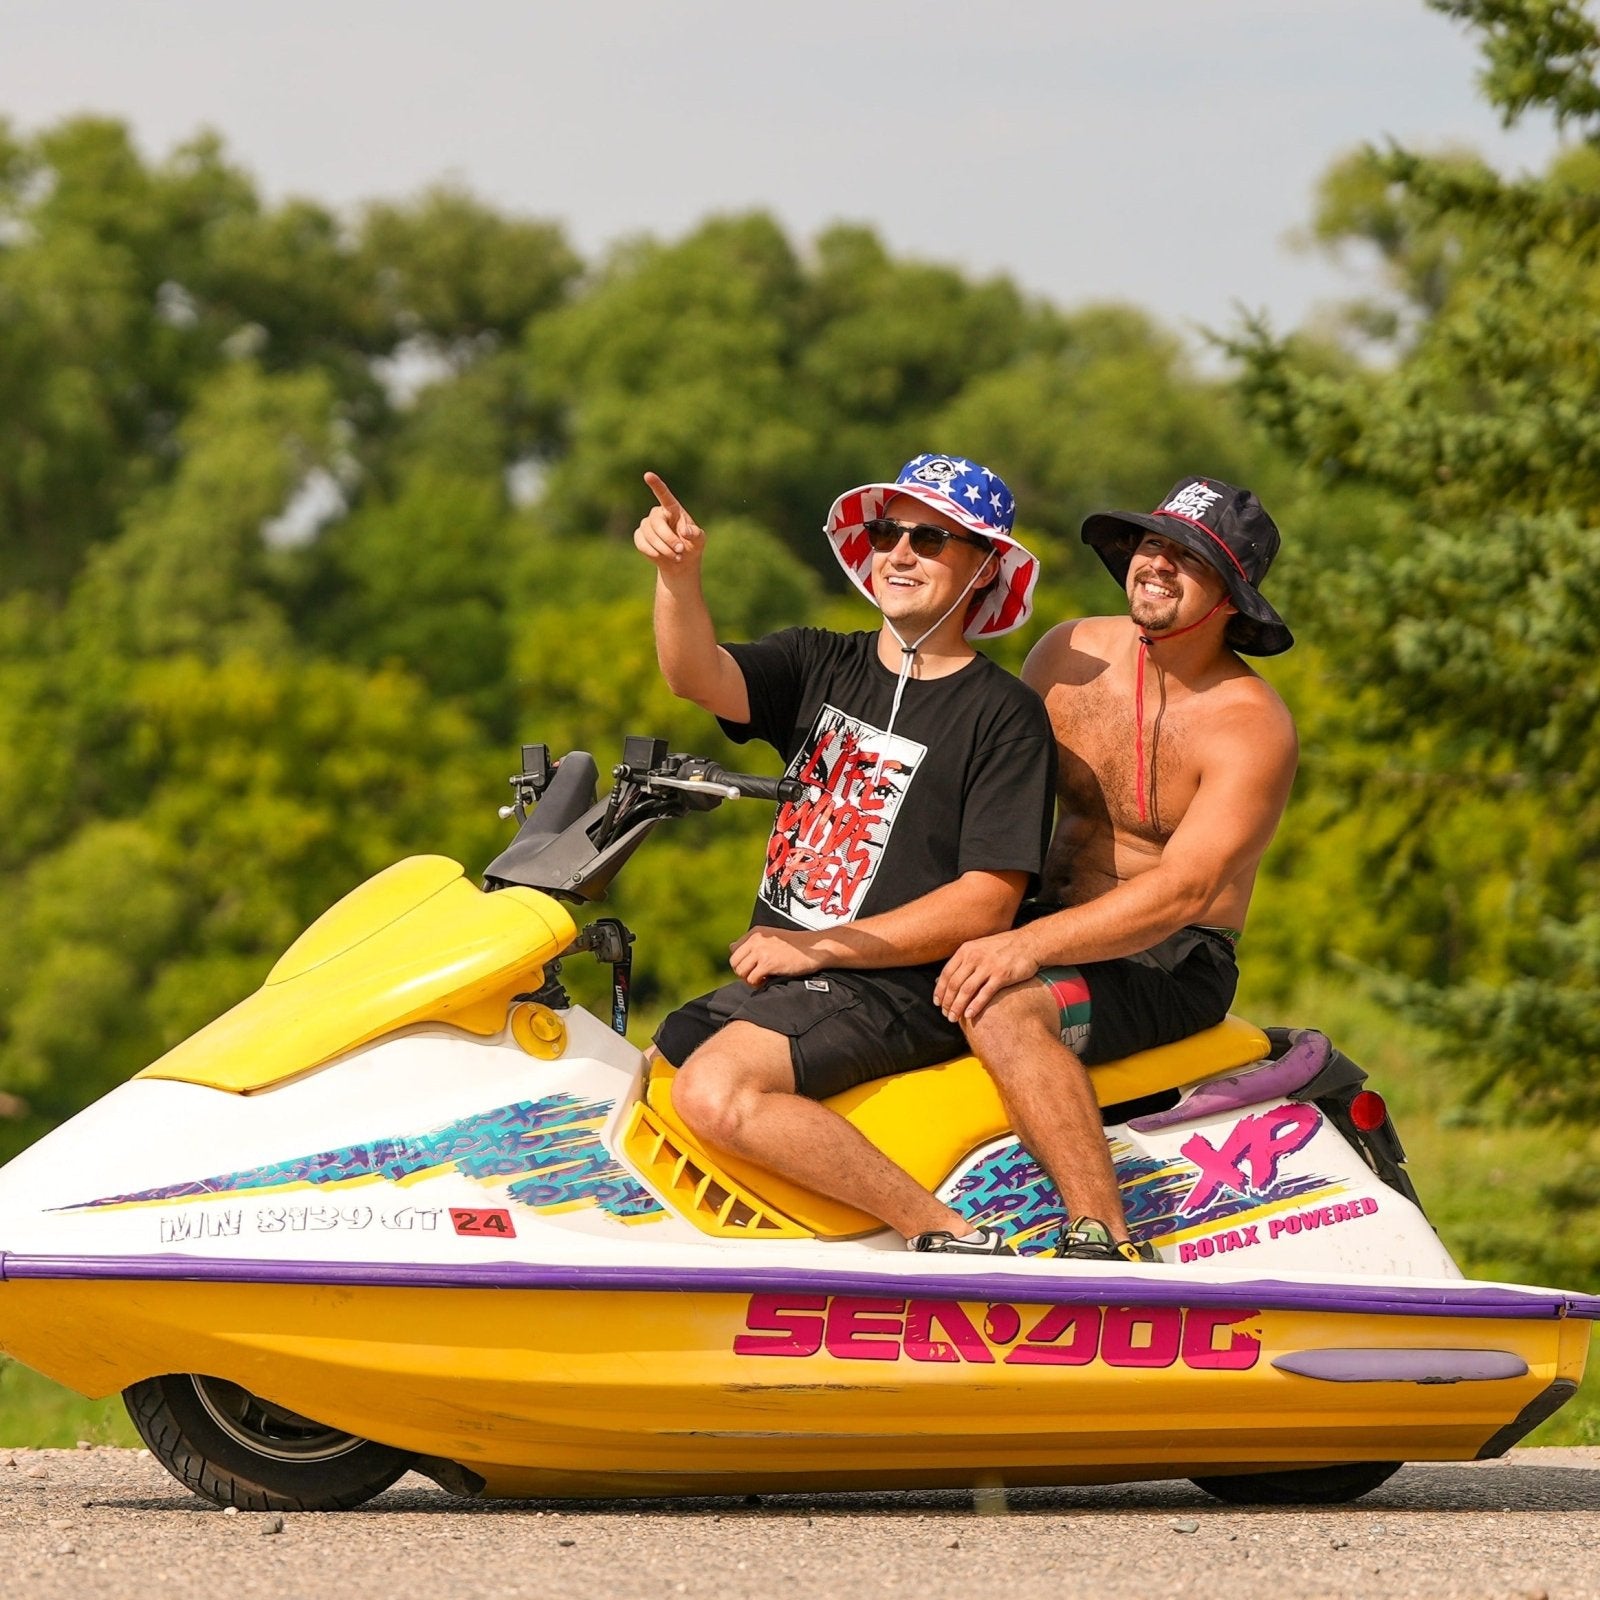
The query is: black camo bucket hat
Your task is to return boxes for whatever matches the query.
[1081,475,1293,656]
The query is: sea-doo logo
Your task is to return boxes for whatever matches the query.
[1161,481,1223,521]
[910,456,962,489]
[734,1294,1261,1370]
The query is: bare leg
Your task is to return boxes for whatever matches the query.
[963,983,1131,1238]
[671,1021,968,1241]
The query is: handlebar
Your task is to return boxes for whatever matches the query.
[643,764,804,805]
[701,765,804,804]
[487,740,807,902]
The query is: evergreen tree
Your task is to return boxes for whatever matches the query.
[1230,0,1600,1118]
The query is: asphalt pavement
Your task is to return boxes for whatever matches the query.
[0,1446,1595,1600]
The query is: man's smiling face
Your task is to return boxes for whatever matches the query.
[871,493,996,634]
[1125,531,1232,636]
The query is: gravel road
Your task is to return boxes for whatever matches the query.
[1,1446,1595,1600]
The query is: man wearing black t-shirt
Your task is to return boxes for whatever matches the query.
[633,456,1056,1254]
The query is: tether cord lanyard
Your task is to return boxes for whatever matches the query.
[1134,598,1226,825]
[874,559,993,787]
[1133,508,1252,825]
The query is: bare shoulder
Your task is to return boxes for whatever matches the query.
[1022,616,1121,692]
[1206,665,1299,763]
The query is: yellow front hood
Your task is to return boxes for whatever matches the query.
[137,856,576,1094]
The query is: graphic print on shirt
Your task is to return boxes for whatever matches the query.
[760,703,927,929]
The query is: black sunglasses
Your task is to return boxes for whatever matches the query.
[862,517,992,559]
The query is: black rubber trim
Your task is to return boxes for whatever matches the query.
[1474,1377,1580,1459]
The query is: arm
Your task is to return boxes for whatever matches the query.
[728,870,1030,986]
[1020,619,1080,698]
[935,691,1298,1020]
[634,472,750,722]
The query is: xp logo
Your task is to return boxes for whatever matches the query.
[910,456,962,488]
[734,1294,1261,1370]
[1179,1104,1321,1213]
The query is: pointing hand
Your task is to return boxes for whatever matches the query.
[634,472,706,571]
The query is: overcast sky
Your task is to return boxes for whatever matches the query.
[0,1,1566,353]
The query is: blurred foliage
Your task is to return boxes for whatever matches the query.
[0,103,1273,1171]
[1228,0,1600,1126]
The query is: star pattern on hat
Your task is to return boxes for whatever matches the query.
[888,452,1017,539]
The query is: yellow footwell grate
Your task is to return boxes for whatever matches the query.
[622,1100,811,1238]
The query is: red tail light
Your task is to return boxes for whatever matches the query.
[1350,1090,1388,1132]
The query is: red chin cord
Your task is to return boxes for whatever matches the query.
[1134,600,1227,824]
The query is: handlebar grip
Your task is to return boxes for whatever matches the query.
[704,767,803,804]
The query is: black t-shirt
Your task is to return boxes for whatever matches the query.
[717,628,1056,936]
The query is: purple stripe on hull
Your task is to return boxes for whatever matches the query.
[1,1250,1594,1322]
[1273,1348,1531,1383]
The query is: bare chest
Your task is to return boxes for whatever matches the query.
[1046,669,1204,847]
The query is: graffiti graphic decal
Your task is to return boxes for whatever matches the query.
[761,704,926,928]
[61,1094,665,1223]
[944,1108,1347,1253]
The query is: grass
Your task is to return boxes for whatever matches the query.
[0,1358,138,1448]
[3,980,1596,1450]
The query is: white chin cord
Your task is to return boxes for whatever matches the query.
[872,562,990,789]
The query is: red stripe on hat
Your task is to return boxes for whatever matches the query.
[1152,508,1250,584]
[991,558,1032,632]
[839,526,872,570]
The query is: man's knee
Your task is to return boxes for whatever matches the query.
[962,980,1063,1066]
[672,1026,794,1148]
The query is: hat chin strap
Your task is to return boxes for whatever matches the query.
[1134,597,1227,826]
[873,561,991,788]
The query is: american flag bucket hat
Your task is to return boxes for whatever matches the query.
[824,454,1039,640]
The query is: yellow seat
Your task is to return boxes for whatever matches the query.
[641,1015,1270,1238]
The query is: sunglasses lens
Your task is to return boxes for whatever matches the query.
[863,519,952,556]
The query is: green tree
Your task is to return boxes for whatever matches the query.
[0,113,1319,1181]
[72,361,337,659]
[524,213,815,542]
[1230,0,1600,1117]
[0,651,498,1162]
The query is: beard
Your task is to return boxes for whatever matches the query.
[1129,587,1182,633]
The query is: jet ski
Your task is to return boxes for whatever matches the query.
[0,738,1591,1510]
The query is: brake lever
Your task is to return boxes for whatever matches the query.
[645,775,743,800]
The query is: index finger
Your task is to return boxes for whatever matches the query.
[643,471,687,520]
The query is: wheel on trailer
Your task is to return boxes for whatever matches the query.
[1190,1460,1402,1506]
[123,1373,413,1511]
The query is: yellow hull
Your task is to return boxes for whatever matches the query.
[1,1277,1586,1497]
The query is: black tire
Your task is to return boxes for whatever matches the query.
[123,1373,413,1511]
[1190,1460,1402,1505]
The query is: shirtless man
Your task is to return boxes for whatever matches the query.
[933,476,1298,1263]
